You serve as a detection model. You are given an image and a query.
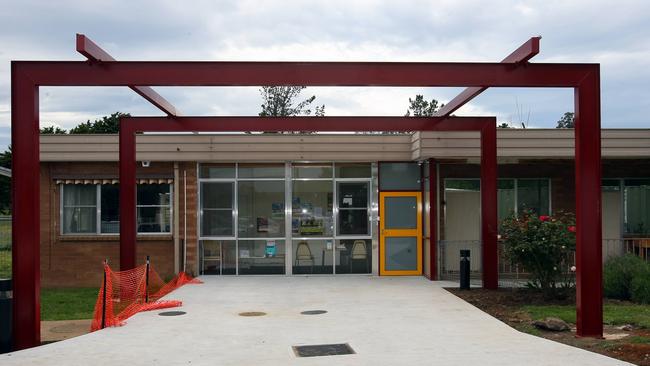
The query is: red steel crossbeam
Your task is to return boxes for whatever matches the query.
[118,116,498,291]
[435,36,541,117]
[11,58,602,350]
[76,34,180,116]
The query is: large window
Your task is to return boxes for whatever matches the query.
[61,183,172,235]
[198,162,373,275]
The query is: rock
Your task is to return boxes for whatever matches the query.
[616,324,633,331]
[532,317,571,332]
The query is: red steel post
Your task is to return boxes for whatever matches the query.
[119,123,137,270]
[11,63,41,350]
[574,68,603,337]
[428,158,437,280]
[480,123,498,289]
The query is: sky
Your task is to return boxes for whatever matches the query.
[1,0,649,149]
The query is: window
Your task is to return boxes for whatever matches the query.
[238,180,285,238]
[517,179,550,216]
[624,179,650,236]
[62,185,97,234]
[137,184,172,233]
[61,183,172,235]
[292,180,333,237]
[379,162,420,190]
[200,182,234,237]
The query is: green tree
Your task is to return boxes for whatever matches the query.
[40,126,67,134]
[404,95,442,117]
[69,112,130,134]
[555,112,575,128]
[497,122,512,128]
[0,147,11,214]
[259,86,324,117]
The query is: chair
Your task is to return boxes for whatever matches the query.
[294,241,314,274]
[350,240,370,273]
[202,244,222,275]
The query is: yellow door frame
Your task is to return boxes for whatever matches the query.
[380,191,422,275]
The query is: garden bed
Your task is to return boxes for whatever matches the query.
[447,288,650,366]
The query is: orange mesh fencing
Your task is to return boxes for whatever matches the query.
[91,262,202,332]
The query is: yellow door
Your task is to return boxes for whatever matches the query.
[380,192,422,275]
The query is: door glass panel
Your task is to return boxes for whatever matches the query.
[338,182,369,236]
[385,236,417,271]
[336,239,371,274]
[384,196,417,229]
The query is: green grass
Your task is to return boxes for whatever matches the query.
[41,288,99,321]
[628,336,650,344]
[523,303,650,328]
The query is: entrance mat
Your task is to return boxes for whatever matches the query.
[292,343,355,358]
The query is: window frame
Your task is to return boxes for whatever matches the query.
[59,183,173,236]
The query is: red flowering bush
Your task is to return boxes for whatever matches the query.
[501,211,576,294]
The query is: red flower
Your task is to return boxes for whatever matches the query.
[568,226,576,233]
[539,215,550,222]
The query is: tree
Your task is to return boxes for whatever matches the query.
[497,122,512,129]
[40,126,67,134]
[259,86,324,117]
[69,112,130,134]
[555,112,575,128]
[404,95,442,117]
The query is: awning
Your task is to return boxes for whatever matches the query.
[55,178,173,185]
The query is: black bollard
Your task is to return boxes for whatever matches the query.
[0,279,12,353]
[459,250,470,290]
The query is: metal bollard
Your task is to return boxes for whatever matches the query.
[0,279,12,353]
[459,250,470,290]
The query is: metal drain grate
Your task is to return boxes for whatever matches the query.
[158,311,186,316]
[300,310,327,315]
[238,311,267,317]
[292,343,355,358]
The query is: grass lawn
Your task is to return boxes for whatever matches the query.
[523,303,650,328]
[41,288,99,321]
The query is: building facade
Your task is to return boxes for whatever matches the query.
[38,129,650,287]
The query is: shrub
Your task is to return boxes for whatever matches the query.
[630,264,650,304]
[603,254,647,301]
[501,211,576,294]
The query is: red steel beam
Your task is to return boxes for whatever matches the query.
[574,69,603,337]
[17,61,593,87]
[76,34,179,116]
[435,36,541,117]
[118,116,499,289]
[11,56,602,349]
[428,158,437,280]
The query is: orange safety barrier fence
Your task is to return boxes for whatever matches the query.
[91,258,201,332]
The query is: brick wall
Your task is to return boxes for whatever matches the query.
[177,162,199,276]
[40,162,178,288]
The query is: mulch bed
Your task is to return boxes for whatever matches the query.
[447,288,650,366]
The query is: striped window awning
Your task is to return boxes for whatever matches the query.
[55,178,173,185]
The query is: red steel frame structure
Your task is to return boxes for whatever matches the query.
[119,117,496,288]
[11,49,602,350]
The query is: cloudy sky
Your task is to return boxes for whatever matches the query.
[1,0,649,149]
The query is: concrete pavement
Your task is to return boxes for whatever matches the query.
[3,276,631,365]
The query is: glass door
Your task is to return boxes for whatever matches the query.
[380,192,422,275]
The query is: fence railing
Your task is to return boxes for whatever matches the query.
[0,216,11,279]
[439,238,650,287]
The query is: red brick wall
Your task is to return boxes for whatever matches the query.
[177,162,198,276]
[40,162,177,288]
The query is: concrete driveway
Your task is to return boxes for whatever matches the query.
[3,276,630,365]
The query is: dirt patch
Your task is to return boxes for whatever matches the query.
[447,288,650,366]
[41,319,92,343]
